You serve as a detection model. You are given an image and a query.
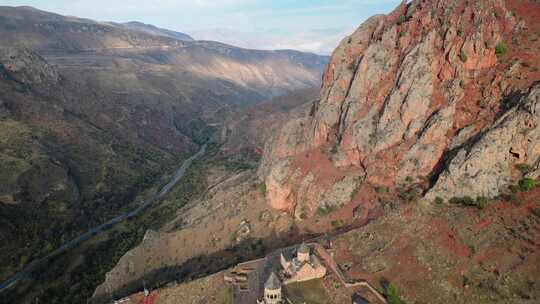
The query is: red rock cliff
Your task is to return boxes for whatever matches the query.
[259,0,540,218]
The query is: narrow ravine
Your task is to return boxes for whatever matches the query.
[0,144,208,293]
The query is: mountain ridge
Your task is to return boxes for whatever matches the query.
[118,21,194,42]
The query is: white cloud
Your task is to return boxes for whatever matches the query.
[189,26,355,55]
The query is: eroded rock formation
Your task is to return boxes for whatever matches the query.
[260,0,540,218]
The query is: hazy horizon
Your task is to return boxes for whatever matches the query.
[1,0,402,55]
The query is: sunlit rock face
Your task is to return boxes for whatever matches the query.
[260,0,540,217]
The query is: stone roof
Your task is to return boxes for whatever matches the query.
[264,272,281,290]
[298,243,309,254]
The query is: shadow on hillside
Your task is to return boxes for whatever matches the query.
[91,226,313,303]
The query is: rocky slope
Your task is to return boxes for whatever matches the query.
[260,0,540,219]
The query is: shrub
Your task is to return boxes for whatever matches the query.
[397,15,408,25]
[331,220,345,229]
[515,163,532,175]
[259,182,267,197]
[398,187,421,202]
[502,192,520,205]
[509,184,520,194]
[19,255,29,267]
[375,186,389,194]
[449,196,489,209]
[385,283,407,304]
[460,49,468,62]
[316,205,336,217]
[476,196,489,210]
[495,42,508,56]
[449,196,474,206]
[347,58,360,71]
[434,197,444,204]
[518,178,537,191]
[44,242,54,253]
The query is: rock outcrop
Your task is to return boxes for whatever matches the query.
[0,47,59,85]
[260,0,540,217]
[426,84,540,200]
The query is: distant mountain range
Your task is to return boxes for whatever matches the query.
[0,6,328,98]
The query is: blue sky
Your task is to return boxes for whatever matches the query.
[2,0,402,54]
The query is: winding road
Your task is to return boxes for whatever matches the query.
[0,144,207,293]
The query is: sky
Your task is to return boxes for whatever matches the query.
[2,0,402,54]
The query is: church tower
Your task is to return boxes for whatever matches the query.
[264,272,282,304]
[297,243,310,263]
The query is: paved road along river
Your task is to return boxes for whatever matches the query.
[0,144,207,293]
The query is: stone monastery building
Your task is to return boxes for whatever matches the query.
[280,243,327,284]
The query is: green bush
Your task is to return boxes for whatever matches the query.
[460,49,468,62]
[385,283,407,304]
[434,197,444,204]
[375,186,389,194]
[331,220,345,229]
[509,184,520,193]
[397,15,408,25]
[399,187,421,202]
[19,255,29,267]
[476,196,489,210]
[495,42,508,56]
[449,196,474,206]
[518,178,537,191]
[316,205,336,217]
[449,196,489,210]
[515,164,533,175]
[259,182,267,197]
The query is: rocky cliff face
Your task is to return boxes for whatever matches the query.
[426,85,539,200]
[260,0,540,218]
